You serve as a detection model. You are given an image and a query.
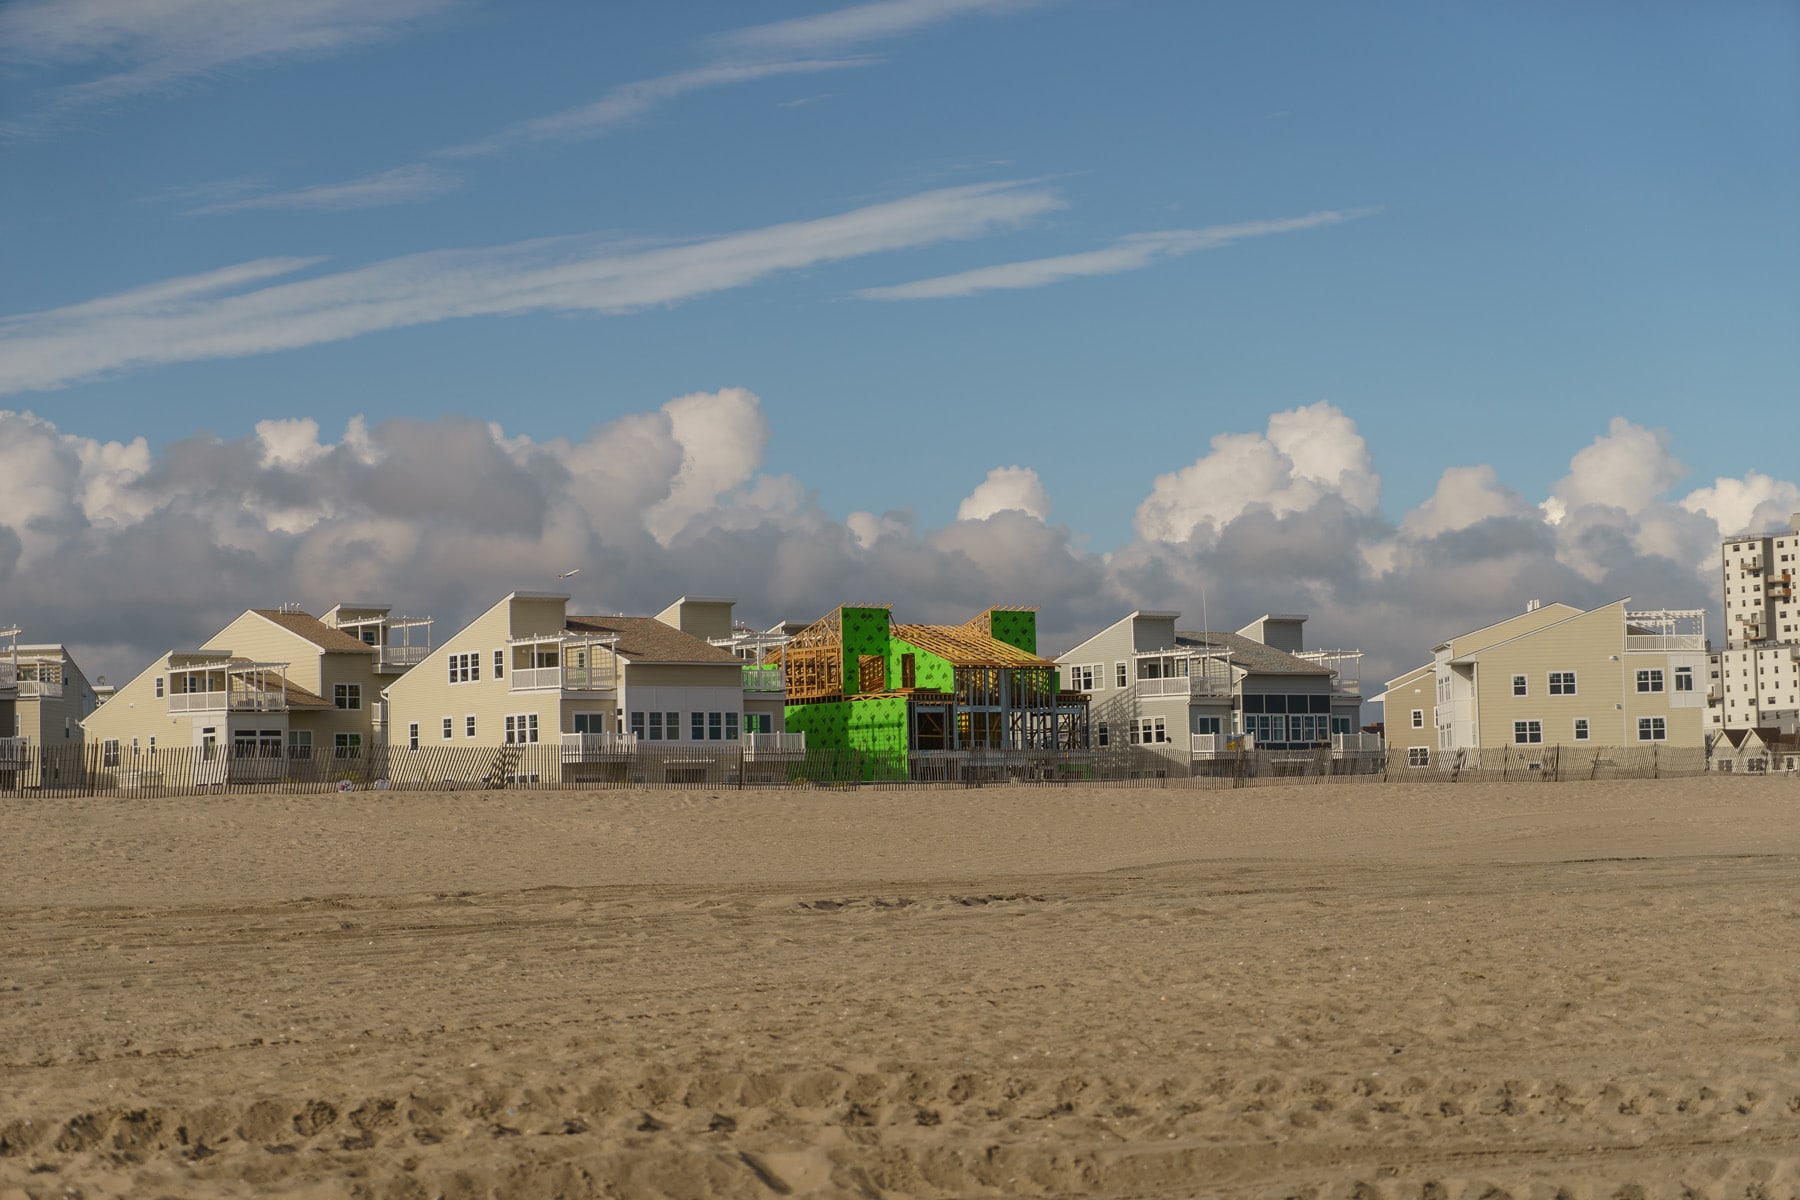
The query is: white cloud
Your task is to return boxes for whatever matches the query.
[857,209,1378,300]
[0,181,1062,395]
[717,0,1047,56]
[956,465,1050,521]
[2,401,1792,706]
[1135,401,1380,543]
[0,0,452,137]
[186,165,461,214]
[1542,416,1687,523]
[1680,472,1800,540]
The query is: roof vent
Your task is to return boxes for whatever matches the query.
[1525,599,1541,612]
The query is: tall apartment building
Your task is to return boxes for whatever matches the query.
[1714,514,1800,741]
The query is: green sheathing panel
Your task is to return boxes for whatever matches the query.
[985,609,1038,655]
[839,606,893,694]
[783,695,910,780]
[887,637,954,692]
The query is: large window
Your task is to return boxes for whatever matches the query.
[1067,664,1097,691]
[1548,671,1576,696]
[1636,669,1664,693]
[448,653,480,684]
[1513,720,1543,744]
[288,730,312,759]
[333,682,361,710]
[1638,717,1666,741]
[334,733,362,759]
[743,713,772,734]
[1674,667,1694,692]
[1131,716,1167,745]
[1407,747,1430,768]
[505,713,539,744]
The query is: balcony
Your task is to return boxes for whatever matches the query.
[560,731,637,761]
[169,688,287,713]
[379,644,431,670]
[743,731,806,760]
[16,674,63,699]
[1295,649,1364,697]
[1331,732,1385,756]
[1191,732,1252,758]
[742,666,786,693]
[1134,674,1231,698]
[511,662,618,692]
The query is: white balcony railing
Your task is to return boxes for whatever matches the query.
[744,731,807,759]
[379,645,431,669]
[1134,674,1230,698]
[512,664,618,692]
[1332,732,1385,755]
[0,662,15,690]
[1624,633,1707,653]
[168,689,286,713]
[17,677,63,698]
[560,731,638,761]
[742,666,786,692]
[1191,732,1252,757]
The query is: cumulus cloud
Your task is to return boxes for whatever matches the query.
[0,182,1061,396]
[1134,401,1380,543]
[0,399,1791,703]
[956,465,1050,521]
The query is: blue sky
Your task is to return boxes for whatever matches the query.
[1,0,1797,683]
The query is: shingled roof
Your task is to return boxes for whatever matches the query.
[1174,629,1331,677]
[251,609,377,654]
[564,616,742,665]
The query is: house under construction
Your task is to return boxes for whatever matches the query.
[781,605,1089,777]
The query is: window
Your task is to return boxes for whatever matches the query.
[709,711,724,740]
[646,711,665,741]
[334,682,361,710]
[1194,716,1222,736]
[288,730,312,759]
[1115,662,1128,689]
[1132,716,1168,745]
[1096,721,1109,748]
[504,713,539,744]
[630,712,646,738]
[334,733,363,759]
[1407,747,1430,768]
[1638,717,1666,741]
[743,713,771,734]
[1513,720,1542,744]
[493,650,504,679]
[1067,664,1096,691]
[102,739,120,768]
[408,723,419,750]
[1411,709,1424,729]
[1512,675,1528,697]
[1674,667,1694,692]
[1636,669,1664,693]
[1548,671,1576,696]
[1573,718,1589,741]
[154,676,164,698]
[692,711,707,740]
[465,714,476,738]
[572,712,604,734]
[448,653,480,683]
[442,717,453,739]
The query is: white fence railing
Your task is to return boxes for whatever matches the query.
[1624,633,1707,653]
[560,731,638,760]
[379,645,431,669]
[0,736,27,766]
[168,689,286,712]
[743,667,786,692]
[744,731,807,759]
[513,665,617,692]
[17,677,63,698]
[1134,676,1230,698]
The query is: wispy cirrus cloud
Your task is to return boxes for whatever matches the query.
[0,0,454,138]
[184,165,462,215]
[715,0,1049,56]
[857,208,1380,300]
[439,58,870,158]
[0,181,1062,395]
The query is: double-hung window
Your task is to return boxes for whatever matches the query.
[1636,669,1664,693]
[1548,671,1576,696]
[334,682,361,710]
[1513,720,1542,744]
[1637,717,1666,741]
[1512,674,1528,697]
[505,713,539,744]
[449,653,480,683]
[1573,718,1589,741]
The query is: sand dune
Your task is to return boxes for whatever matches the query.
[2,778,1798,1198]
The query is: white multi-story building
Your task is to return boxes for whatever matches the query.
[1711,513,1800,750]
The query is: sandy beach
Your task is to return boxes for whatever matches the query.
[2,776,1798,1198]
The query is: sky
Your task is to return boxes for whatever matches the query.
[1,0,1797,694]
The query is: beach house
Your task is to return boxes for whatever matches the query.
[0,626,103,788]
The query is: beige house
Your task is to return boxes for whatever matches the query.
[81,604,432,782]
[380,593,792,782]
[0,627,104,787]
[1375,599,1708,770]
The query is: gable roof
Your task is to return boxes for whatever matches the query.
[890,622,1056,668]
[564,616,741,665]
[1174,629,1330,677]
[251,609,377,654]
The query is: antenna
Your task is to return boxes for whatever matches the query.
[558,569,581,580]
